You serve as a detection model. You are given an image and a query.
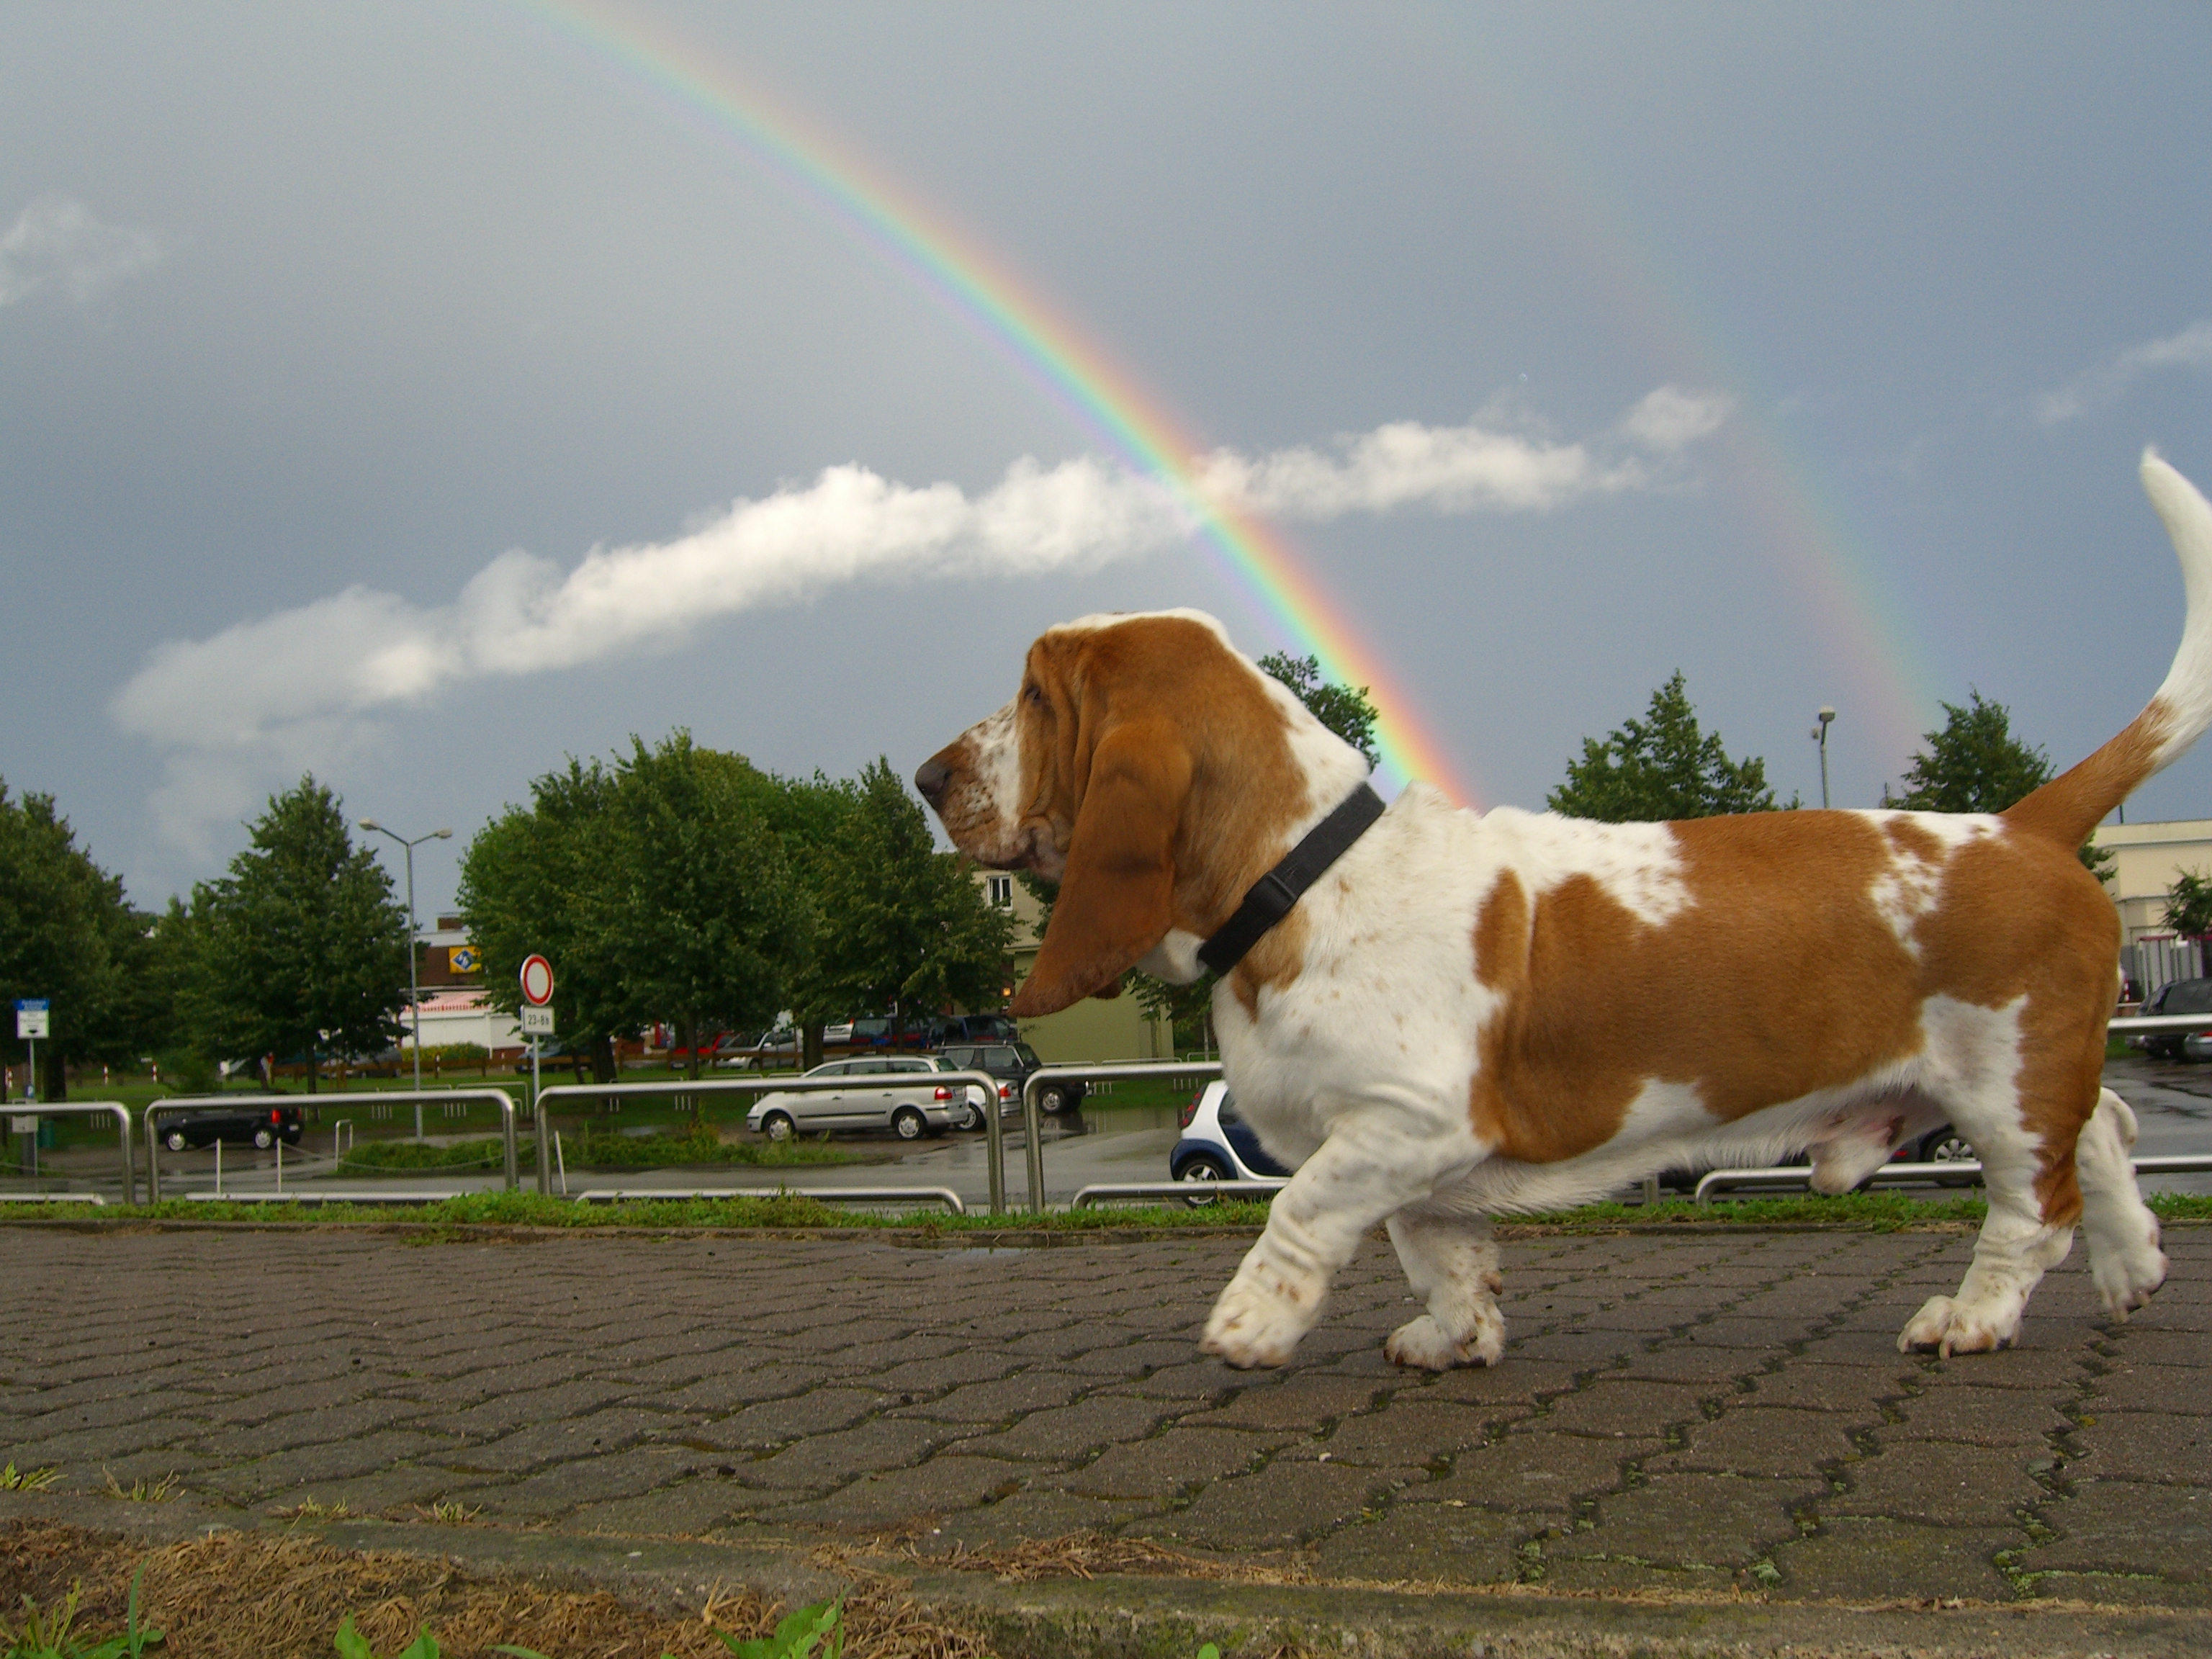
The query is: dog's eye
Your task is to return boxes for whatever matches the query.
[1023,683,1045,707]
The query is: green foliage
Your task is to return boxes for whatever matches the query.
[1883,689,2051,812]
[0,1462,57,1492]
[1549,673,1788,822]
[1256,651,1380,765]
[335,1616,436,1659]
[1883,689,2113,880]
[799,759,1013,1025]
[1,1568,161,1659]
[186,778,410,1087]
[715,1597,842,1659]
[0,779,153,1087]
[2164,868,2212,937]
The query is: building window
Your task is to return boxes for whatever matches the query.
[986,875,1013,907]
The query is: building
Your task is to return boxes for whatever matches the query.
[398,916,521,1054]
[979,873,1177,1062]
[2099,817,2212,994]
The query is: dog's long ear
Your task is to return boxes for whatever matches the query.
[1011,719,1190,1016]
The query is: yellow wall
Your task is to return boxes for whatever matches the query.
[977,873,1175,1061]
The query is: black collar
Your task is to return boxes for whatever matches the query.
[1197,783,1386,975]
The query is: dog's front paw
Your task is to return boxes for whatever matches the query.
[1202,1265,1321,1370]
[1897,1293,2018,1357]
[2090,1231,2167,1321]
[1384,1309,1505,1371]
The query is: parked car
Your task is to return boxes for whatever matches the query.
[713,1028,798,1069]
[1169,1082,1291,1202]
[745,1056,980,1141]
[2136,976,2212,1059]
[925,1013,1022,1046]
[158,1102,305,1153]
[938,1041,1085,1115]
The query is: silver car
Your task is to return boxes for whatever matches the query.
[745,1056,979,1141]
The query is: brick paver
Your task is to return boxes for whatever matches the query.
[4,1223,2208,1608]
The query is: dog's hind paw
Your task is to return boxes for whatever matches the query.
[1384,1311,1504,1371]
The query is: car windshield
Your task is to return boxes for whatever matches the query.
[2162,979,2212,1014]
[1012,1043,1042,1067]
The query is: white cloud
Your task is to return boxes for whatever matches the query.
[0,195,164,308]
[1619,385,1734,452]
[114,388,1727,842]
[2034,320,2212,426]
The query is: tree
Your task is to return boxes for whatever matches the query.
[461,757,637,1084]
[2163,870,2212,939]
[1883,690,2114,883]
[195,776,409,1092]
[1549,672,1789,822]
[608,734,808,1080]
[1257,652,1380,766]
[0,780,145,1099]
[802,760,1014,1033]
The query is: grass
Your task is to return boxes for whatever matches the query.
[0,1469,56,1496]
[334,1128,853,1174]
[14,1187,2208,1233]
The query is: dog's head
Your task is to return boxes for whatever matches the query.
[916,610,1363,1017]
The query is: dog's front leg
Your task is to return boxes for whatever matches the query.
[1202,1115,1463,1370]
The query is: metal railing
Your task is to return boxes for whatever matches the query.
[534,1071,1006,1209]
[0,1192,107,1205]
[144,1088,518,1202]
[1009,1061,1224,1214]
[1072,1179,1282,1209]
[571,1185,966,1213]
[1694,1151,2212,1205]
[1,1101,136,1202]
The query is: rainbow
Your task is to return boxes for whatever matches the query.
[508,0,1475,802]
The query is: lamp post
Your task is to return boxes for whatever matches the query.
[1814,707,1836,809]
[360,820,454,1138]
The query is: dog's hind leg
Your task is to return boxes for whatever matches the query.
[1899,996,2090,1357]
[2077,1088,2167,1319]
[1383,1205,1506,1370]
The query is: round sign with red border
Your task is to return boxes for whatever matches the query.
[519,954,554,1007]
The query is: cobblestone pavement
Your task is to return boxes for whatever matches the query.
[5,1224,2207,1611]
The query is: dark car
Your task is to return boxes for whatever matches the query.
[925,1013,1022,1046]
[939,1040,1085,1115]
[2138,976,2212,1059]
[158,1102,305,1153]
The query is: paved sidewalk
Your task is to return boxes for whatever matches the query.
[4,1223,2207,1621]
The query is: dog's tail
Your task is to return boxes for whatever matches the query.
[2006,451,2212,850]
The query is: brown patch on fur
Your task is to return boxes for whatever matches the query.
[1230,909,1310,1014]
[1466,813,2113,1202]
[2005,698,2172,850]
[990,617,1321,1015]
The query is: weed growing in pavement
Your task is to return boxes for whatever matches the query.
[97,1473,174,1504]
[1,1567,161,1659]
[274,1499,354,1521]
[420,1500,480,1524]
[0,1463,57,1492]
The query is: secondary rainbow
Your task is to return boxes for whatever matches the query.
[511,0,1475,803]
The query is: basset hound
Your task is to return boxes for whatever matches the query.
[917,452,2203,1371]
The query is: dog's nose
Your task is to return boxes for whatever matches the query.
[914,757,950,807]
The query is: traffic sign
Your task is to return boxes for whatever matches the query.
[15,999,48,1040]
[520,1005,554,1037]
[519,955,554,1007]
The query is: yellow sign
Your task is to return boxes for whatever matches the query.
[448,946,482,974]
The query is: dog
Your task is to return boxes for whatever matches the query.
[915,451,2203,1370]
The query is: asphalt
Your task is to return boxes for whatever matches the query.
[4,1218,2208,1655]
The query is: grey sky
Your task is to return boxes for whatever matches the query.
[3,2,2208,922]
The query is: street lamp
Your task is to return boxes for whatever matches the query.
[1812,707,1837,809]
[359,820,454,1137]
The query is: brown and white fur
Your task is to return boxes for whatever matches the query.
[916,451,2207,1371]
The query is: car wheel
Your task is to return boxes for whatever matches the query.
[1177,1154,1231,1206]
[164,1128,187,1153]
[954,1100,982,1131]
[253,1127,275,1151]
[1920,1126,1977,1186]
[892,1106,926,1141]
[1039,1084,1069,1115]
[760,1110,796,1143]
